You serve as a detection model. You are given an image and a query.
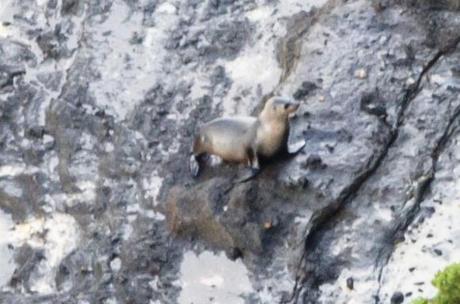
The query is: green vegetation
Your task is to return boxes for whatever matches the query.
[411,263,460,304]
[411,299,429,304]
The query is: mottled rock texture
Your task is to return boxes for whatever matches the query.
[0,0,460,303]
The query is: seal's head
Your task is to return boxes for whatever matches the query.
[261,96,300,121]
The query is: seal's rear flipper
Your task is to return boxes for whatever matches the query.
[190,155,200,177]
[235,168,260,183]
[288,139,306,154]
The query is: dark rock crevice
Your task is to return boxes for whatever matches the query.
[0,67,25,90]
[289,29,460,304]
[374,88,460,303]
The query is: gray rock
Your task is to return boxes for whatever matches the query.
[391,291,404,304]
[1,0,460,303]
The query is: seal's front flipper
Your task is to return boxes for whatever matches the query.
[235,167,260,183]
[190,155,201,177]
[288,139,306,154]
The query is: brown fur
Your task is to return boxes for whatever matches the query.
[192,97,299,170]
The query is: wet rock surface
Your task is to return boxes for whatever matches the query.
[1,0,460,303]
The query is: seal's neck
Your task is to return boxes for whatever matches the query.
[257,113,289,157]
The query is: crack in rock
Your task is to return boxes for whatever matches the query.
[374,94,460,303]
[287,33,460,304]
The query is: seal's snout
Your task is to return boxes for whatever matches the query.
[285,101,300,113]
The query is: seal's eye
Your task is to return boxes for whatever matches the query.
[284,103,289,109]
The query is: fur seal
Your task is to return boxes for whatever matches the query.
[190,96,306,181]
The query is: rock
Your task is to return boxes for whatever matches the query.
[354,68,367,79]
[390,291,404,304]
[27,126,45,139]
[225,247,243,261]
[406,77,416,86]
[1,0,460,303]
[302,154,326,170]
[371,0,389,12]
[165,181,264,254]
[36,31,61,59]
[360,90,387,118]
[293,81,318,100]
[452,65,460,77]
[0,65,25,89]
[346,277,354,290]
[110,257,122,272]
[61,0,82,15]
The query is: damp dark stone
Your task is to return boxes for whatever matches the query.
[390,291,404,304]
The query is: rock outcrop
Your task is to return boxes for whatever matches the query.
[0,0,459,303]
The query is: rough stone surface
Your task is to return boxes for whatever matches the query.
[1,0,460,303]
[391,291,404,304]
